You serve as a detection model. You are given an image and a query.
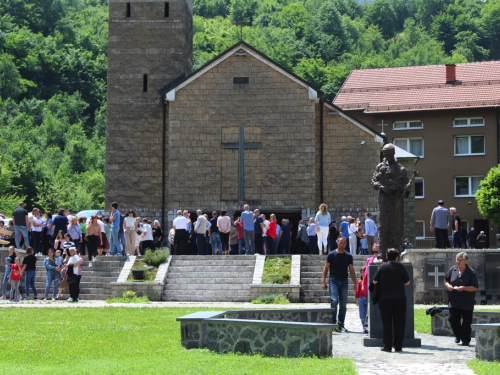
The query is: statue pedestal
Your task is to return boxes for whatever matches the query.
[363,263,422,347]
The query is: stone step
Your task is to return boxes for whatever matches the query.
[163,290,250,298]
[301,296,357,304]
[33,276,118,283]
[170,260,256,266]
[163,283,250,291]
[165,278,253,285]
[166,271,254,279]
[79,287,113,295]
[163,294,250,302]
[172,255,252,260]
[168,264,255,270]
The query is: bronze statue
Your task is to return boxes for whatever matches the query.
[371,144,416,260]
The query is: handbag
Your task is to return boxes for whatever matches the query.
[314,226,320,234]
[66,275,77,284]
[136,230,142,235]
[369,282,381,305]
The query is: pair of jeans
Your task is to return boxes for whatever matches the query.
[196,233,206,255]
[210,232,222,255]
[10,280,20,300]
[237,238,245,255]
[32,231,42,254]
[45,271,59,298]
[24,270,38,297]
[244,230,255,255]
[109,227,121,255]
[119,231,126,254]
[358,296,368,329]
[329,277,348,326]
[278,238,290,254]
[14,225,29,248]
[2,266,11,295]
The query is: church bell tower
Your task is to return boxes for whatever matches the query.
[105,0,193,219]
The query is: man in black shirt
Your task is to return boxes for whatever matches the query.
[21,246,39,300]
[12,202,29,249]
[321,237,357,332]
[450,207,462,248]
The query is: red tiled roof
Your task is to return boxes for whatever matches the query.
[333,61,500,113]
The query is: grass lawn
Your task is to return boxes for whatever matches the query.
[0,307,356,375]
[414,308,500,375]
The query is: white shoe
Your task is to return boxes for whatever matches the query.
[67,298,73,302]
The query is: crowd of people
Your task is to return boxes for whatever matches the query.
[430,200,488,249]
[169,204,379,256]
[0,202,165,260]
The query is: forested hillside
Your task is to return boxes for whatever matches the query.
[1,0,499,213]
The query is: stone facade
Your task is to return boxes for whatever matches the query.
[105,0,193,220]
[472,324,500,361]
[432,311,500,337]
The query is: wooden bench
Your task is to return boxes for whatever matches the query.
[471,324,500,361]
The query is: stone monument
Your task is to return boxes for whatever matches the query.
[371,143,415,260]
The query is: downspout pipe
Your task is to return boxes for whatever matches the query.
[320,98,324,204]
[161,100,167,232]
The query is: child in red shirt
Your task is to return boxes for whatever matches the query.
[355,266,368,333]
[9,257,22,302]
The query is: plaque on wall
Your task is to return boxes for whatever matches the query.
[424,258,449,291]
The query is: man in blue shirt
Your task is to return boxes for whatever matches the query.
[364,212,377,254]
[339,216,350,252]
[240,205,255,255]
[254,209,264,255]
[109,202,121,256]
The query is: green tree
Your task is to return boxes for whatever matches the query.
[476,166,500,227]
[364,0,397,39]
[481,0,500,59]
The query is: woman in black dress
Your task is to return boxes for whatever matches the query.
[444,252,478,346]
[372,248,410,352]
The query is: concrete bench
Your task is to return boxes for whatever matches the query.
[432,311,500,337]
[471,324,500,361]
[177,308,335,357]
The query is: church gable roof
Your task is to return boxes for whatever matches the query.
[333,61,500,113]
[158,41,322,100]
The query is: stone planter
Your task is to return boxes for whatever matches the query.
[250,284,300,302]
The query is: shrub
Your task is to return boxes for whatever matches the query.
[252,294,290,304]
[144,248,169,267]
[105,290,150,303]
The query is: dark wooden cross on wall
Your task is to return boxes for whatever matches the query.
[221,126,262,201]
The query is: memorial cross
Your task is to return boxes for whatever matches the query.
[232,16,251,41]
[377,119,387,135]
[221,126,261,201]
[428,266,446,288]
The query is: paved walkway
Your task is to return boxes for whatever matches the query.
[0,300,480,374]
[337,309,476,375]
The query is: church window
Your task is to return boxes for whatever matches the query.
[126,3,131,17]
[233,77,249,84]
[393,137,424,157]
[415,178,424,198]
[165,3,169,17]
[393,120,423,130]
[454,176,483,197]
[143,74,148,92]
[454,135,484,156]
[453,117,484,127]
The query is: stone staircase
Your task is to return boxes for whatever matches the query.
[163,255,256,302]
[300,254,370,304]
[34,256,126,300]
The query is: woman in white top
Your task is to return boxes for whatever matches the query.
[217,210,231,255]
[140,218,154,255]
[123,211,136,256]
[31,208,44,255]
[348,217,358,255]
[314,203,331,255]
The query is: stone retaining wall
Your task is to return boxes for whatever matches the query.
[178,308,335,357]
[249,285,301,303]
[472,324,500,361]
[432,311,500,337]
[111,282,164,301]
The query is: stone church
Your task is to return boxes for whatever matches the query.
[105,0,390,234]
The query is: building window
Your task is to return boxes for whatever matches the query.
[455,176,483,197]
[415,178,424,198]
[126,3,131,17]
[453,118,484,127]
[393,120,423,130]
[454,135,485,155]
[416,221,425,239]
[393,137,424,157]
